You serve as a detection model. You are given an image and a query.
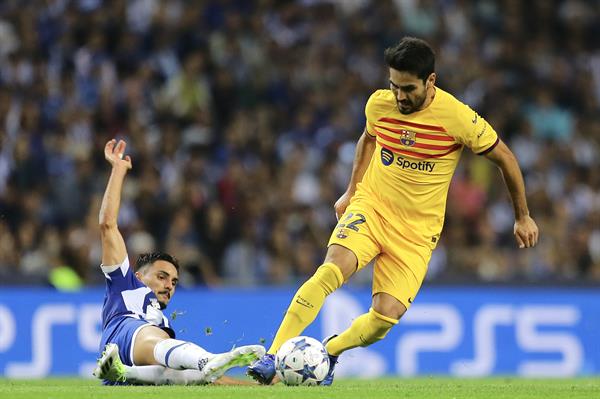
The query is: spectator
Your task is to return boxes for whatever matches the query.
[0,0,598,287]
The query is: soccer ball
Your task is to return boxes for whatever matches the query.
[275,336,330,386]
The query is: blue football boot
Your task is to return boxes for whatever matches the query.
[320,335,339,386]
[247,353,276,384]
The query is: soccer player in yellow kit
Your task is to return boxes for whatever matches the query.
[248,37,539,385]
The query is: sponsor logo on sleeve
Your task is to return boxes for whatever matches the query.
[477,122,487,138]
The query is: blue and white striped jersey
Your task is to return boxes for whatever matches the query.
[100,256,174,337]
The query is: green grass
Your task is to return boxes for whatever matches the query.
[1,377,599,399]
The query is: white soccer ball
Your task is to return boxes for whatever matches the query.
[275,336,330,386]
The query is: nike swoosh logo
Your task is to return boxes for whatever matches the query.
[295,296,314,308]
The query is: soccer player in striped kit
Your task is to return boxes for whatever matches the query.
[249,37,539,385]
[94,139,264,385]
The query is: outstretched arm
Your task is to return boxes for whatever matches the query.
[484,139,539,248]
[99,139,133,265]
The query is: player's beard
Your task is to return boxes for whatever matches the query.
[397,91,427,114]
[157,291,170,309]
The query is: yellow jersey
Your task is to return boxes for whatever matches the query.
[355,87,499,247]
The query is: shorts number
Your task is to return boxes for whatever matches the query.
[339,213,366,232]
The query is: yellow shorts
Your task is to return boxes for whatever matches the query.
[328,198,432,309]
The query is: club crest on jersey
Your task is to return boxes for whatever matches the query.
[150,298,160,309]
[400,129,416,147]
[336,228,349,239]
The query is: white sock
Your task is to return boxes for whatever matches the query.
[124,365,207,385]
[153,339,213,370]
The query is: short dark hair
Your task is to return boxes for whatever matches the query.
[384,37,435,82]
[135,252,180,272]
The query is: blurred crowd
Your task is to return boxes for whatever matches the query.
[0,0,599,288]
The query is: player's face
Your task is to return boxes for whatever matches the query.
[137,260,179,308]
[389,69,435,115]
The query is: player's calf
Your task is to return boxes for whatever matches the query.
[153,338,214,370]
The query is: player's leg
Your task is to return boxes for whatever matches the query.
[320,295,403,386]
[131,325,172,365]
[95,343,205,385]
[96,342,205,385]
[133,324,214,369]
[133,324,263,373]
[249,205,380,384]
[322,236,431,385]
[325,296,404,357]
[265,244,355,354]
[266,207,380,355]
[126,366,257,386]
[127,367,206,385]
[97,343,263,385]
[247,245,353,384]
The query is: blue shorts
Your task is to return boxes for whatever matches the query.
[100,317,152,366]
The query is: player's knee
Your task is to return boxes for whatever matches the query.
[323,244,358,280]
[359,308,398,346]
[313,262,344,295]
[153,338,188,367]
[372,293,408,320]
[132,327,171,365]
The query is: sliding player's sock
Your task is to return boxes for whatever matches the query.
[125,365,207,385]
[153,339,213,370]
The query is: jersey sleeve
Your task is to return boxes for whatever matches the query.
[450,101,499,155]
[365,90,387,137]
[101,256,144,294]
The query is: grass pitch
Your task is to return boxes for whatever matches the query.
[1,377,599,399]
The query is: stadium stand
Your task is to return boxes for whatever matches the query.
[0,0,598,287]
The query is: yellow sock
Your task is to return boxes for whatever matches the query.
[267,263,344,354]
[325,308,398,356]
